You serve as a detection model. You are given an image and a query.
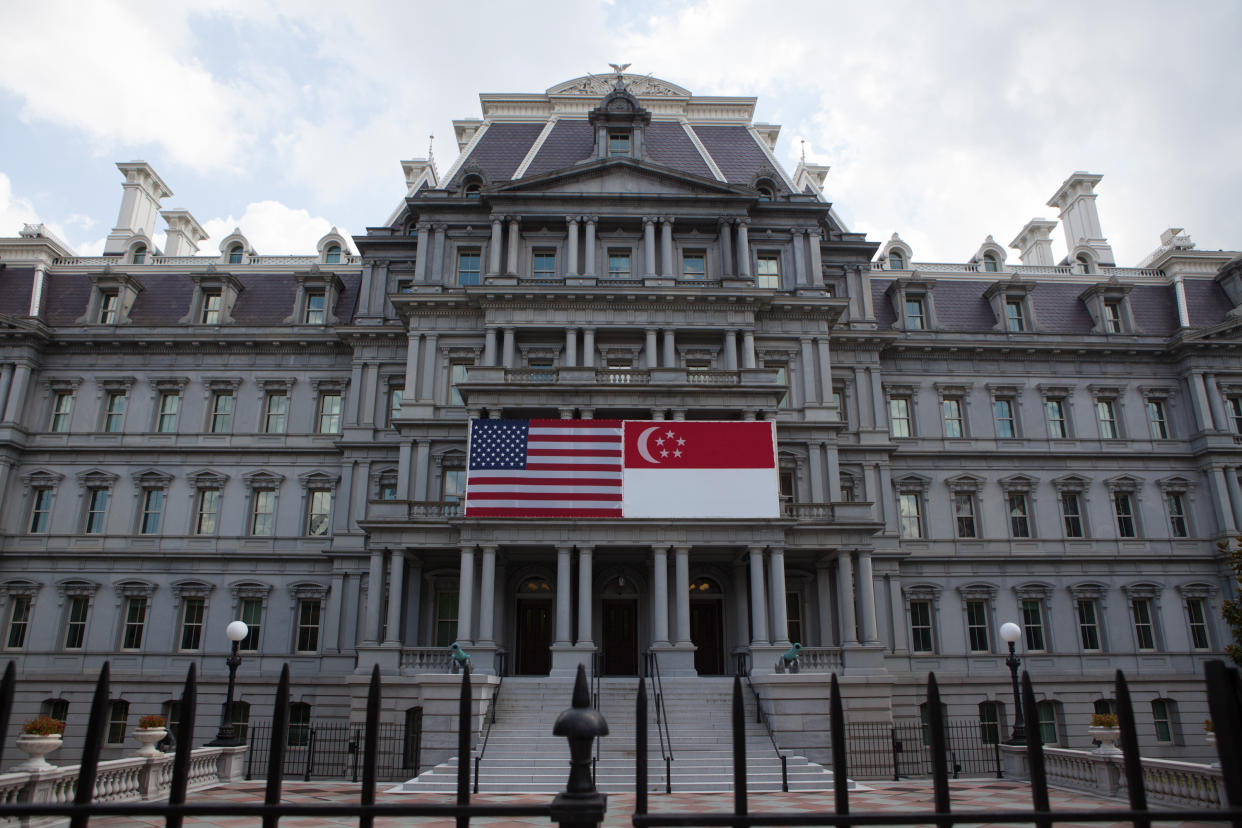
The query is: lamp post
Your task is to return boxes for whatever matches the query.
[999,621,1025,745]
[208,620,249,746]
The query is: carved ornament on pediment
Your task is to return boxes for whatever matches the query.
[548,74,689,98]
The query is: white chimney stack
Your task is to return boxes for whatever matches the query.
[103,162,172,256]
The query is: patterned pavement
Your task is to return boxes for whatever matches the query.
[69,778,1223,828]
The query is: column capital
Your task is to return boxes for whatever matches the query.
[661,215,676,226]
[556,543,573,554]
[747,544,766,555]
[432,222,447,232]
[671,544,691,554]
[415,220,431,232]
[566,215,579,225]
[490,214,505,224]
[459,543,476,554]
[643,216,657,226]
[717,217,732,227]
[507,215,520,225]
[735,217,750,226]
[576,544,594,554]
[584,215,598,225]
[480,544,498,555]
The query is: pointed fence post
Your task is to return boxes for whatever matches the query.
[551,664,608,828]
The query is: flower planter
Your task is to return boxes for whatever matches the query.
[14,735,62,771]
[133,727,167,757]
[1088,725,1121,755]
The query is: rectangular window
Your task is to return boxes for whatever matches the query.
[1021,598,1046,651]
[195,489,220,535]
[239,598,263,652]
[296,599,321,652]
[379,481,398,501]
[1187,598,1210,649]
[1103,301,1124,333]
[449,363,470,406]
[434,590,458,647]
[1044,398,1067,439]
[941,398,964,438]
[832,390,845,421]
[442,468,466,511]
[608,132,631,156]
[979,702,1001,744]
[64,597,89,649]
[304,291,326,323]
[1096,399,1118,439]
[453,249,480,287]
[156,392,180,433]
[264,392,288,434]
[388,386,403,424]
[681,252,706,280]
[954,493,977,538]
[532,250,556,278]
[178,597,205,651]
[103,392,126,432]
[1151,699,1173,743]
[49,391,73,432]
[1146,399,1169,439]
[98,293,118,324]
[1230,397,1242,433]
[1008,493,1031,538]
[28,488,53,533]
[210,392,234,433]
[767,362,789,408]
[121,596,147,649]
[786,592,803,647]
[607,251,631,279]
[200,292,222,324]
[1037,701,1058,745]
[904,297,925,330]
[756,254,780,289]
[1005,299,1026,332]
[139,488,164,535]
[889,396,912,438]
[306,489,332,536]
[909,600,934,652]
[250,490,276,536]
[994,398,1017,439]
[898,493,923,538]
[1132,598,1156,650]
[1114,492,1136,537]
[1167,492,1189,538]
[1076,598,1101,650]
[1061,492,1084,537]
[84,488,108,534]
[107,700,129,744]
[5,595,31,649]
[317,392,342,433]
[966,600,990,652]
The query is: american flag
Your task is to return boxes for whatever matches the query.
[465,419,624,517]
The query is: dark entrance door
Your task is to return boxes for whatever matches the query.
[690,600,725,675]
[515,600,552,675]
[601,600,638,675]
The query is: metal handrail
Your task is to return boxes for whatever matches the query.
[471,669,503,793]
[590,651,601,786]
[741,666,788,792]
[644,650,674,793]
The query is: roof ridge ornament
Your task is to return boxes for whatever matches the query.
[608,63,631,89]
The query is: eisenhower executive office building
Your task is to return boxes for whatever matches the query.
[0,71,1239,766]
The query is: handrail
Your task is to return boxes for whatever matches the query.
[741,666,788,792]
[591,651,601,786]
[644,650,674,793]
[471,670,503,793]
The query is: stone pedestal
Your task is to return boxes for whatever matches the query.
[654,645,696,677]
[551,644,594,677]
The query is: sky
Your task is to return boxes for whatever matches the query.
[1,0,1239,266]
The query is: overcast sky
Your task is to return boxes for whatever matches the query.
[1,0,1239,266]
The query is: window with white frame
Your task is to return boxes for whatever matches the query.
[156,391,181,433]
[49,390,74,432]
[889,395,913,438]
[195,488,221,535]
[250,489,276,536]
[1005,299,1026,332]
[1106,476,1142,537]
[102,391,126,433]
[993,396,1018,438]
[63,594,90,649]
[756,253,780,288]
[532,249,556,279]
[1015,586,1051,651]
[209,390,234,433]
[200,291,222,324]
[941,396,966,438]
[1151,698,1177,744]
[898,492,924,538]
[83,488,109,534]
[908,598,935,653]
[449,362,471,406]
[954,492,978,538]
[979,701,1003,743]
[1076,597,1102,651]
[1229,395,1242,433]
[1090,388,1123,439]
[120,595,148,650]
[766,361,789,408]
[98,292,119,324]
[139,487,165,535]
[317,391,342,433]
[295,598,322,652]
[1146,397,1170,439]
[306,489,332,536]
[178,597,206,651]
[1007,492,1032,538]
[1061,491,1085,537]
[5,593,32,649]
[1124,584,1161,651]
[239,595,264,652]
[28,486,54,533]
[904,297,926,330]
[1184,592,1211,650]
[607,250,632,279]
[1166,491,1189,537]
[1036,701,1060,745]
[264,391,288,433]
[965,599,991,653]
[107,699,129,744]
[304,291,327,324]
[388,384,403,425]
[681,251,706,280]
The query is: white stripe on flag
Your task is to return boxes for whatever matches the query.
[621,467,780,518]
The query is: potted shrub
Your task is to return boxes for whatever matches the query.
[15,715,65,771]
[1088,712,1121,755]
[133,714,167,757]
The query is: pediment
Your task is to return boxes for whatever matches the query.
[493,158,745,198]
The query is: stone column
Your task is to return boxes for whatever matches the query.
[384,551,405,646]
[645,329,658,369]
[808,445,825,503]
[0,364,12,425]
[502,327,516,369]
[816,563,835,646]
[583,328,596,367]
[825,443,842,502]
[887,573,907,652]
[3,363,30,425]
[565,328,578,368]
[506,217,520,275]
[584,217,597,276]
[816,338,832,400]
[413,223,431,281]
[489,216,503,275]
[748,547,769,645]
[768,547,790,647]
[554,545,572,645]
[723,331,738,371]
[413,440,430,501]
[364,548,385,645]
[674,546,691,645]
[854,366,874,429]
[857,550,879,644]
[800,337,817,406]
[397,440,413,500]
[1189,373,1214,432]
[662,329,676,369]
[406,558,423,645]
[869,367,886,430]
[859,265,876,319]
[643,217,657,278]
[403,331,422,401]
[1210,467,1238,533]
[566,216,579,277]
[477,546,497,646]
[742,331,757,369]
[577,546,594,647]
[734,559,750,656]
[661,217,674,278]
[431,223,446,280]
[1205,373,1229,431]
[808,228,825,286]
[421,333,438,401]
[482,327,497,366]
[1226,467,1242,531]
[456,546,475,644]
[735,219,751,279]
[837,553,858,646]
[792,227,807,286]
[652,546,670,646]
[718,219,733,277]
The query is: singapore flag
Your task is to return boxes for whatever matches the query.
[621,421,780,518]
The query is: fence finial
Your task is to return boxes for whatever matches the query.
[551,664,608,828]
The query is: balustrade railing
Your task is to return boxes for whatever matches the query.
[400,647,454,673]
[51,254,360,267]
[1010,744,1227,809]
[781,501,833,520]
[794,646,843,673]
[686,370,739,385]
[596,369,649,385]
[871,260,1165,279]
[408,501,462,519]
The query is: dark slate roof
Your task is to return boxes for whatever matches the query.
[522,120,593,178]
[1032,283,1094,334]
[1129,284,1180,336]
[0,267,33,317]
[691,125,787,191]
[457,123,546,184]
[872,280,895,327]
[646,122,713,179]
[1183,278,1231,328]
[128,273,193,325]
[933,281,999,330]
[44,274,91,326]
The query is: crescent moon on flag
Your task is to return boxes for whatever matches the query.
[637,426,660,464]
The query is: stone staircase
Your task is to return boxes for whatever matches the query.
[400,675,838,793]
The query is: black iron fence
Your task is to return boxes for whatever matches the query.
[245,718,418,782]
[841,718,1002,780]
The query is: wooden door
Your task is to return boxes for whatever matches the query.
[601,600,638,675]
[515,600,552,675]
[690,600,725,675]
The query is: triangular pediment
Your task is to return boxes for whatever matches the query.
[492,157,747,198]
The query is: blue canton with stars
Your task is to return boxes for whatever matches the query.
[469,420,529,470]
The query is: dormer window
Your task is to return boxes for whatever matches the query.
[324,245,341,264]
[754,178,777,201]
[608,132,631,157]
[287,269,343,326]
[886,276,937,332]
[1079,280,1137,335]
[131,245,147,265]
[905,297,926,330]
[982,253,999,273]
[227,245,243,264]
[1103,301,1123,333]
[99,293,118,324]
[1076,254,1094,274]
[305,292,326,324]
[200,292,221,324]
[889,251,905,270]
[984,278,1038,334]
[1005,299,1026,332]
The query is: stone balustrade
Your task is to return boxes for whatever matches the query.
[401,647,455,673]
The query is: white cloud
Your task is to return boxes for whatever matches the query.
[0,172,39,236]
[200,200,355,255]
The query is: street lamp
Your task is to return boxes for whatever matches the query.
[208,620,249,746]
[999,621,1025,745]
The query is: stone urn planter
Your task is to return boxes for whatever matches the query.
[133,727,167,757]
[14,735,63,771]
[1088,725,1122,755]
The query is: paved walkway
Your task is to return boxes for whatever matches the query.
[75,779,1221,828]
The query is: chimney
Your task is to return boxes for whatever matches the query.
[103,162,172,256]
[160,209,208,257]
[1009,219,1057,266]
[1046,172,1115,266]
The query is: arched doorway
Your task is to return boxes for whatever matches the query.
[600,575,639,675]
[690,577,725,675]
[514,576,553,675]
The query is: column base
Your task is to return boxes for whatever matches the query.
[549,644,595,677]
[747,645,784,676]
[355,645,400,675]
[650,645,697,677]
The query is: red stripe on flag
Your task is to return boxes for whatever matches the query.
[465,507,624,518]
[468,476,622,487]
[467,491,622,502]
[623,421,775,469]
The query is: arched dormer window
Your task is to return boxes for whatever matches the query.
[462,175,483,198]
[755,179,776,201]
[982,253,999,273]
[325,245,341,264]
[131,245,147,265]
[1076,254,1094,274]
[227,245,243,265]
[889,251,905,270]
